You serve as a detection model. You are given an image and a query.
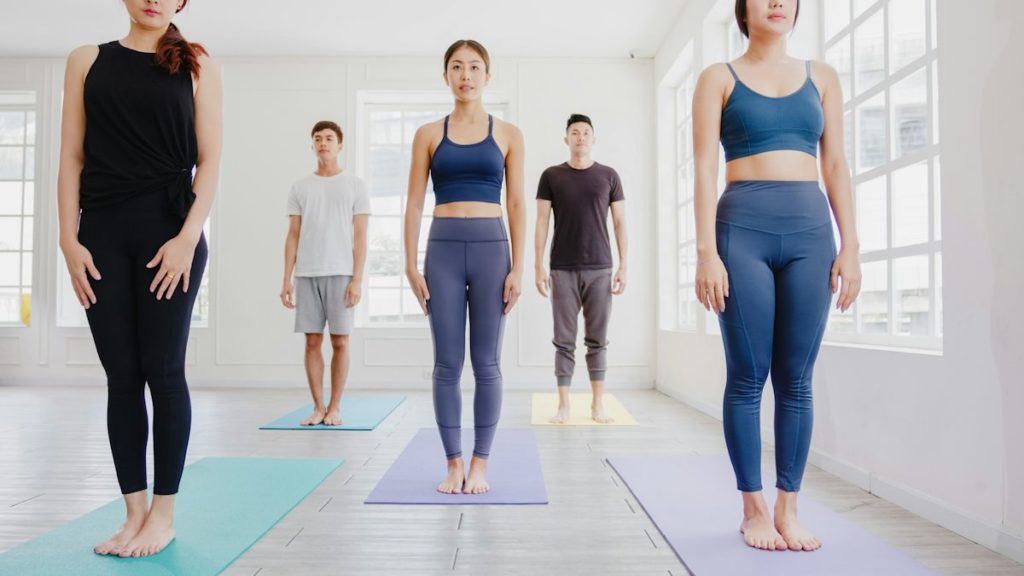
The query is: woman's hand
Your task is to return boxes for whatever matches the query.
[147,235,197,299]
[831,247,862,312]
[407,269,430,315]
[503,269,523,315]
[62,241,101,308]
[696,255,729,313]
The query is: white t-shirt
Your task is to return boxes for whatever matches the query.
[287,171,371,277]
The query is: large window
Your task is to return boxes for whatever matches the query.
[0,92,36,327]
[824,0,941,348]
[674,70,698,332]
[358,96,507,326]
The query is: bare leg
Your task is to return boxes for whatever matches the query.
[548,385,571,423]
[118,494,176,558]
[739,491,788,551]
[590,380,614,423]
[324,334,349,426]
[94,490,147,555]
[437,457,465,494]
[463,456,490,494]
[775,489,821,551]
[301,333,326,425]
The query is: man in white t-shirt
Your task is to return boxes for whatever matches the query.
[281,120,370,426]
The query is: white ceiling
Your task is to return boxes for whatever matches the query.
[0,1,686,59]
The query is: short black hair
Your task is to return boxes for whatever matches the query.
[566,113,593,133]
[734,0,800,38]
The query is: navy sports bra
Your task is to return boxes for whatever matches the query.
[429,115,505,205]
[720,61,824,162]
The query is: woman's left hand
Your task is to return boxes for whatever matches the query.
[831,247,862,312]
[147,235,197,299]
[503,269,523,315]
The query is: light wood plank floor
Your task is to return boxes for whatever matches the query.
[0,386,1021,575]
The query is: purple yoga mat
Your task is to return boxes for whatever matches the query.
[607,455,938,576]
[365,428,548,505]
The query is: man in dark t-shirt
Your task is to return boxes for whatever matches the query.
[535,113,628,424]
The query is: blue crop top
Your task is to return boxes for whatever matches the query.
[720,61,824,162]
[430,115,505,205]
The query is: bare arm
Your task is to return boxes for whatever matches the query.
[148,55,224,298]
[346,213,369,307]
[281,215,300,308]
[610,200,628,294]
[57,45,100,308]
[404,124,433,314]
[817,62,861,311]
[534,199,552,296]
[503,124,526,314]
[692,65,729,312]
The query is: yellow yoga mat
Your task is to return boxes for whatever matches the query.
[530,393,639,426]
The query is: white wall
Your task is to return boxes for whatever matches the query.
[0,54,657,390]
[653,0,1024,563]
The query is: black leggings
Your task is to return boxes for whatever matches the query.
[79,192,207,496]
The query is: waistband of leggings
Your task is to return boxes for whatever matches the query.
[428,217,508,242]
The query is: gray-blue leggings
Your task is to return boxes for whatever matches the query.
[425,217,510,459]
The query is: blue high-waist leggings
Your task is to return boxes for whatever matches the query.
[715,180,835,493]
[425,217,510,460]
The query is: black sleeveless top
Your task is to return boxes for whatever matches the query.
[80,41,197,216]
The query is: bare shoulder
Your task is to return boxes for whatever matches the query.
[697,62,732,88]
[415,119,443,142]
[493,117,523,142]
[66,45,100,78]
[808,60,840,97]
[197,53,221,76]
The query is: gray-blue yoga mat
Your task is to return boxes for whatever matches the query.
[259,394,405,430]
[607,455,938,575]
[0,457,342,575]
[365,428,548,505]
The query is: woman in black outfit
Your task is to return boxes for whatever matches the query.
[57,0,222,558]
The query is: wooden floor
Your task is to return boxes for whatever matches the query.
[1,386,1022,575]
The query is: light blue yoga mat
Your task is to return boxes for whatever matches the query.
[0,457,342,576]
[259,395,405,431]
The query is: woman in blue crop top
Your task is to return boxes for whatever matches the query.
[404,40,526,495]
[692,0,861,552]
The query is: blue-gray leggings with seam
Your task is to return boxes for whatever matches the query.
[425,217,510,460]
[716,180,835,493]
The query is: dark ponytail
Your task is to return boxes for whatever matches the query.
[154,1,207,76]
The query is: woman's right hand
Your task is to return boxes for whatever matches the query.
[695,254,729,313]
[407,269,430,315]
[62,241,101,309]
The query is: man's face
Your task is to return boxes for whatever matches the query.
[312,129,342,159]
[564,122,595,156]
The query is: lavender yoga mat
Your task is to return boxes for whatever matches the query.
[365,428,548,505]
[607,455,938,576]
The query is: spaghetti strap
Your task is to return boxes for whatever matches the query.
[487,114,494,137]
[443,115,450,140]
[725,62,740,81]
[805,60,812,78]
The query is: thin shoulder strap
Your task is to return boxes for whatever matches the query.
[725,62,740,81]
[487,114,494,137]
[443,115,450,139]
[805,60,812,78]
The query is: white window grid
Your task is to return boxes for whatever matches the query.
[823,0,941,350]
[0,92,37,327]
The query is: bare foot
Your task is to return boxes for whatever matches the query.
[463,456,490,494]
[437,458,464,494]
[548,404,570,424]
[775,512,821,551]
[591,403,615,424]
[740,513,788,551]
[300,408,326,426]
[93,516,144,556]
[119,515,176,558]
[323,409,343,426]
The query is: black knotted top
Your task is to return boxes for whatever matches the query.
[80,41,198,216]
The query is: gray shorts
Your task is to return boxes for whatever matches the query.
[294,275,354,335]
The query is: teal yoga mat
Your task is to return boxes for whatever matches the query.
[0,457,343,576]
[259,395,405,431]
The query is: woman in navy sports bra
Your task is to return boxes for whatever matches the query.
[404,40,526,495]
[692,0,861,551]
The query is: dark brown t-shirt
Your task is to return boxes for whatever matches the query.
[536,162,624,270]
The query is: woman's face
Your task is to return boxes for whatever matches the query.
[744,0,798,38]
[122,0,182,31]
[444,46,490,102]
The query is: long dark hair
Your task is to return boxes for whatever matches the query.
[734,0,801,38]
[154,0,208,75]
